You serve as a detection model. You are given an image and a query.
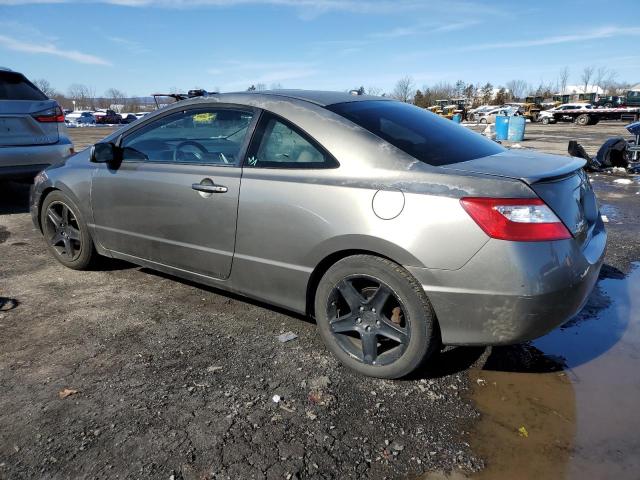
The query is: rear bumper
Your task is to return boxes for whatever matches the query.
[0,141,73,180]
[407,220,607,345]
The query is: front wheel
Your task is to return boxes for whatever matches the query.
[40,191,97,270]
[314,255,438,379]
[541,117,550,125]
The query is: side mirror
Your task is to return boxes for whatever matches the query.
[90,142,120,165]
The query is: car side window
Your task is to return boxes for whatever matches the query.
[245,113,336,169]
[121,108,254,165]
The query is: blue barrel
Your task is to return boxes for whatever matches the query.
[452,113,462,123]
[507,116,526,142]
[495,115,509,140]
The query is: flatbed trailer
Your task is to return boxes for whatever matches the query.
[543,107,640,126]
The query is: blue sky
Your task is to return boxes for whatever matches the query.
[0,0,639,97]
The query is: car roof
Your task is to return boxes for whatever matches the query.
[182,89,393,108]
[251,90,392,106]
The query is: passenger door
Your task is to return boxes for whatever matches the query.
[235,112,339,309]
[91,106,257,279]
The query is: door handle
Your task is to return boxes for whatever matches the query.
[191,183,228,193]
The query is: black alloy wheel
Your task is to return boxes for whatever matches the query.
[40,191,97,270]
[315,255,438,378]
[326,275,410,366]
[44,201,82,261]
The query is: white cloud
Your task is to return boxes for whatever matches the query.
[0,34,111,65]
[463,26,640,51]
[0,0,503,16]
[107,36,149,54]
[370,20,479,39]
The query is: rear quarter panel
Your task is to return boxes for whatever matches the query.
[230,100,535,312]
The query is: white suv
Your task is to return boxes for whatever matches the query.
[0,68,74,180]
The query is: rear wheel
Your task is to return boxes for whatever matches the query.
[40,191,97,270]
[314,255,438,379]
[479,118,487,124]
[541,117,550,125]
[576,114,590,126]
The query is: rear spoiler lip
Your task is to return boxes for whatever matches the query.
[441,152,586,185]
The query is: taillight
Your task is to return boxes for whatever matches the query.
[32,104,65,123]
[460,197,571,242]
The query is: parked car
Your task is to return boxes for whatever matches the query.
[0,67,74,181]
[593,95,623,108]
[65,111,96,126]
[135,112,151,120]
[120,113,138,124]
[477,106,517,124]
[466,105,493,121]
[94,109,122,124]
[31,90,605,379]
[538,103,593,124]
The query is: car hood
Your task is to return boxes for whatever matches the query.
[442,150,586,185]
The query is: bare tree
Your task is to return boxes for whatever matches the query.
[105,88,127,111]
[366,86,384,96]
[426,81,455,105]
[580,66,595,93]
[270,82,283,90]
[255,83,267,91]
[558,67,569,94]
[505,79,529,101]
[67,84,93,110]
[32,78,58,98]
[602,70,619,95]
[127,96,142,113]
[392,76,415,103]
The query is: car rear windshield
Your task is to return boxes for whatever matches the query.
[0,71,48,100]
[327,100,504,166]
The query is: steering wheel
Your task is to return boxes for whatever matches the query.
[173,140,208,163]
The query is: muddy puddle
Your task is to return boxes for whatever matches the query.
[470,263,640,479]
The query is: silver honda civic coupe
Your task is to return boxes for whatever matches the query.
[31,90,606,378]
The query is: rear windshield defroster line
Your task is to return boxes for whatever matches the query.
[327,100,504,166]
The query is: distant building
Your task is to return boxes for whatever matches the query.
[558,85,604,95]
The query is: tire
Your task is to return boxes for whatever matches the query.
[479,118,487,124]
[541,117,550,125]
[604,103,613,108]
[40,191,97,270]
[314,255,438,379]
[576,114,590,126]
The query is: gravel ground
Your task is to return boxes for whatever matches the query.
[0,122,638,480]
[0,213,482,479]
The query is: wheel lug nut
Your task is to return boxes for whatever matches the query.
[359,306,364,311]
[371,308,376,313]
[356,318,361,324]
[365,326,371,332]
[376,321,380,326]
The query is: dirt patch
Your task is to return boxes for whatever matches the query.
[0,208,483,479]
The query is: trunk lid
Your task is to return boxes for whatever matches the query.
[0,99,60,146]
[446,150,599,245]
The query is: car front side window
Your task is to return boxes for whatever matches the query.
[245,113,336,169]
[120,108,255,166]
